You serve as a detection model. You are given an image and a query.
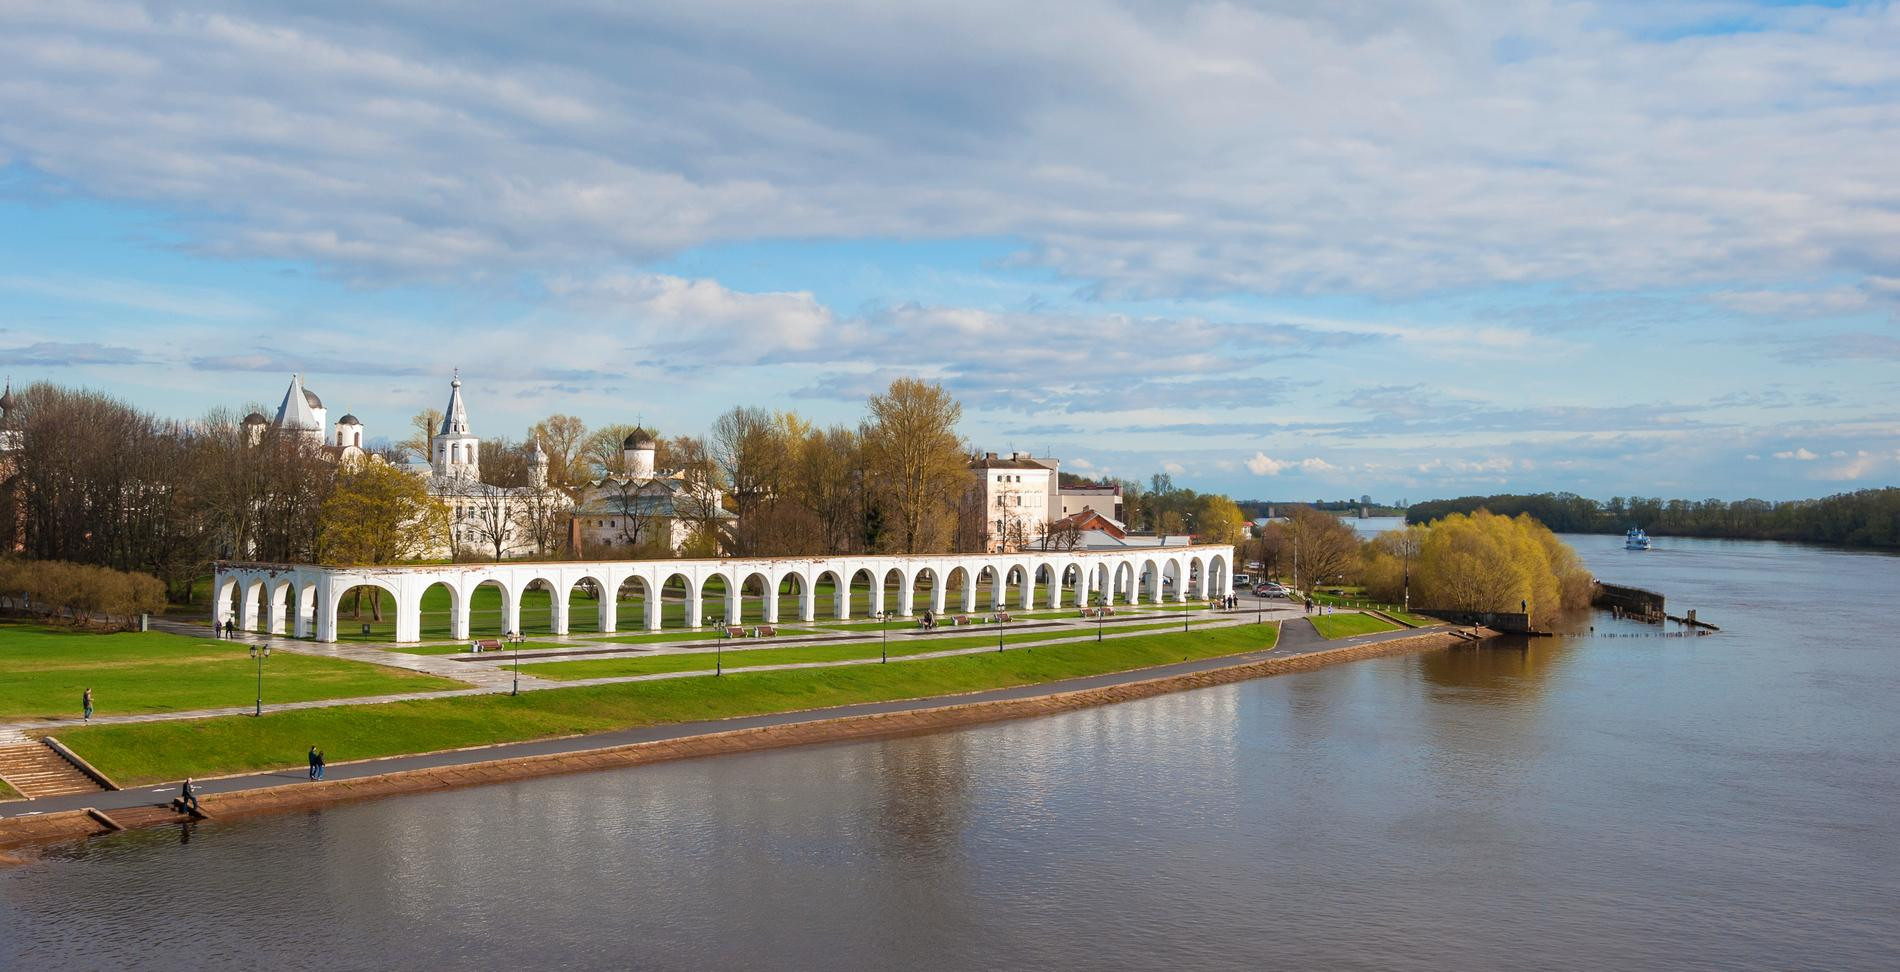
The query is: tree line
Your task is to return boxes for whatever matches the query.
[1236,505,1593,625]
[1405,489,1900,548]
[0,556,168,628]
[1,377,1250,597]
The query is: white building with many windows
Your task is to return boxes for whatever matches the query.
[971,451,1124,551]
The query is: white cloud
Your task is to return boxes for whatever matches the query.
[1711,287,1873,318]
[1,1,1897,299]
[1771,448,1820,460]
[1245,452,1335,476]
[1162,460,1186,476]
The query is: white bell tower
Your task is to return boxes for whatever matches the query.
[432,370,480,480]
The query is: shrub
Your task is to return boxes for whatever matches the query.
[0,557,168,629]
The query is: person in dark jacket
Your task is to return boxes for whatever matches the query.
[180,778,201,813]
[83,688,93,722]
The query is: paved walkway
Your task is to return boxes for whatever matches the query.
[0,612,1449,821]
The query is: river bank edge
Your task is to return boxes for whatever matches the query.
[0,626,1484,862]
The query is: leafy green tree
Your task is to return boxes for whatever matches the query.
[318,462,448,566]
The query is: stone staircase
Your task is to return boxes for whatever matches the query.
[0,741,108,799]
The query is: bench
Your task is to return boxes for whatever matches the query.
[725,626,746,639]
[995,612,1012,623]
[471,639,502,653]
[757,625,776,637]
[954,615,969,626]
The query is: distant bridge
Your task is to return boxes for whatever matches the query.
[213,546,1236,643]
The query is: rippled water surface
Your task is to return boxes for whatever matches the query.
[5,532,1898,969]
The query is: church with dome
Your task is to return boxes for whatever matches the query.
[247,371,565,559]
[242,373,371,463]
[243,371,730,559]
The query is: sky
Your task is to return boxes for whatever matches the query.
[1,0,1897,503]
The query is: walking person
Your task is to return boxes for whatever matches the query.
[308,745,319,781]
[315,749,325,781]
[180,777,202,814]
[82,687,93,722]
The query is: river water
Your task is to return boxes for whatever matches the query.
[5,530,1898,969]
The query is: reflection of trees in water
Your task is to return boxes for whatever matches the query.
[869,734,973,863]
[1416,610,1592,703]
[1415,635,1576,702]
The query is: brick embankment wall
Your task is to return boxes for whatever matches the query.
[0,629,1468,855]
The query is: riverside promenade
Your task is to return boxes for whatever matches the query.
[0,614,1460,834]
[0,605,1303,744]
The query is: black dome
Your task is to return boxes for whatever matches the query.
[622,428,656,449]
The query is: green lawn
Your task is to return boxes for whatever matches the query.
[1389,610,1441,628]
[519,620,1224,681]
[60,623,1278,785]
[0,777,19,801]
[0,622,466,720]
[1309,612,1402,639]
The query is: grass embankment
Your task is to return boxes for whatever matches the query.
[518,620,1225,681]
[0,623,464,720]
[61,623,1278,785]
[1387,610,1440,628]
[0,778,20,801]
[1309,613,1402,639]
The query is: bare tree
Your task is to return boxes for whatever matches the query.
[672,436,729,553]
[527,414,588,486]
[460,480,518,561]
[404,408,443,463]
[513,480,571,556]
[1037,517,1083,551]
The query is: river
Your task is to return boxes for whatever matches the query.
[4,529,1898,969]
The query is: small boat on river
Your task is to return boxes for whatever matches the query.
[1625,528,1652,551]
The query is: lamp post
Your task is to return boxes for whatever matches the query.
[876,611,889,663]
[716,627,724,676]
[998,611,1006,653]
[510,632,521,696]
[249,642,270,716]
[1097,592,1104,643]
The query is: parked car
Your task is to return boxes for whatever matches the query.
[1234,573,1252,588]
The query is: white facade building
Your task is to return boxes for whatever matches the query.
[415,372,566,560]
[971,451,1124,551]
[569,428,733,554]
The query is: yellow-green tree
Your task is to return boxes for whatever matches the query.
[1195,495,1248,544]
[318,462,449,566]
[1408,510,1591,624]
[1361,523,1426,605]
